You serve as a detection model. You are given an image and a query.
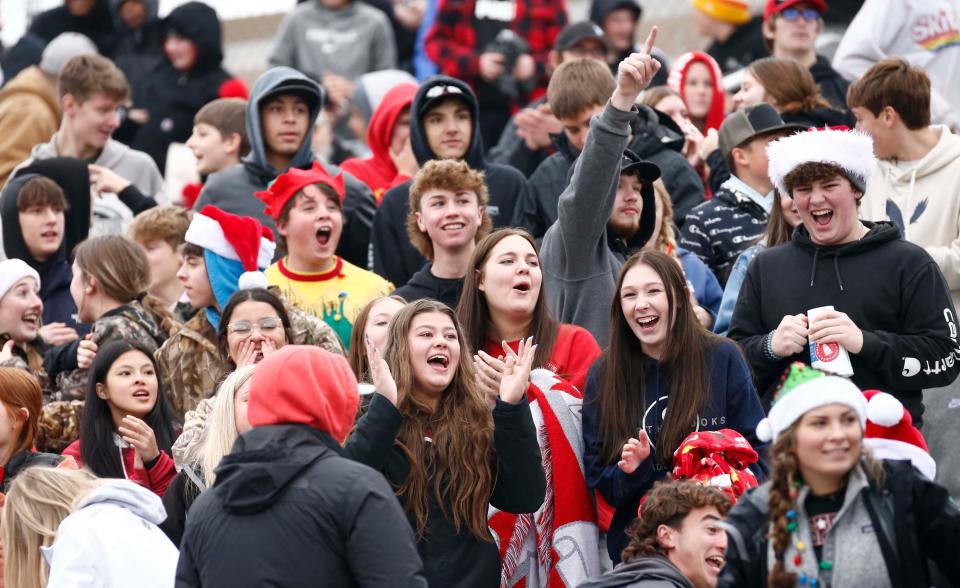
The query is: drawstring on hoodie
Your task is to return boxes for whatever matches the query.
[833,257,844,291]
[809,249,820,287]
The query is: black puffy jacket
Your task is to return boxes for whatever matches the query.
[175,424,428,588]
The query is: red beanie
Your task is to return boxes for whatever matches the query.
[248,346,359,443]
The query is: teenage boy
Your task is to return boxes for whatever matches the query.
[849,58,960,309]
[128,206,194,322]
[762,0,849,111]
[833,0,960,130]
[21,54,167,209]
[157,205,344,419]
[394,159,492,308]
[590,0,670,84]
[488,20,611,178]
[0,32,97,185]
[193,66,377,268]
[519,58,703,239]
[691,0,768,74]
[371,75,528,287]
[539,30,663,345]
[680,104,804,287]
[257,162,394,347]
[728,127,960,423]
[580,481,731,588]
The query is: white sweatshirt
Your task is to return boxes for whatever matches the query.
[833,0,960,130]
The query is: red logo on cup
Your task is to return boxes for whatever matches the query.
[815,342,840,362]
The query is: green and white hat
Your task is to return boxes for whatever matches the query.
[756,363,867,443]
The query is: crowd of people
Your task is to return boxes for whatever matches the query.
[1,0,959,586]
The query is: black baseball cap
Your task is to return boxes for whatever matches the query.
[620,149,661,182]
[554,21,611,53]
[417,83,470,115]
[719,103,807,161]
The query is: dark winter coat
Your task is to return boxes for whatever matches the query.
[393,263,464,309]
[728,222,960,423]
[679,181,769,287]
[371,76,530,286]
[488,96,551,179]
[579,555,694,588]
[176,424,428,588]
[781,105,855,129]
[718,460,960,588]
[582,339,767,563]
[0,449,65,493]
[125,2,234,172]
[346,393,546,587]
[706,16,769,75]
[810,54,852,114]
[193,67,377,269]
[109,0,163,97]
[27,0,118,57]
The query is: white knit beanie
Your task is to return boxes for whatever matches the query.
[0,259,41,301]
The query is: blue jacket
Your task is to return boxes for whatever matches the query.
[679,247,723,318]
[713,244,762,336]
[582,338,766,563]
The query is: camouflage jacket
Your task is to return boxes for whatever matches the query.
[40,301,168,453]
[156,291,344,422]
[0,334,50,395]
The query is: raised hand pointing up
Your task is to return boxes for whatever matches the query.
[611,26,661,112]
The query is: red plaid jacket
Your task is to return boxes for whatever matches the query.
[424,0,567,98]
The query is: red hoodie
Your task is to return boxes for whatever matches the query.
[667,51,726,133]
[483,323,600,393]
[340,83,419,204]
[62,439,175,497]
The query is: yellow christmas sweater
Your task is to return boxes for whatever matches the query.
[266,257,394,348]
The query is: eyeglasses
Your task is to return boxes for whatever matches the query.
[424,85,464,99]
[227,317,283,336]
[780,7,820,22]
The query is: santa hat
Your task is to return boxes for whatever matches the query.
[184,206,275,290]
[255,161,346,221]
[863,390,936,480]
[756,362,867,443]
[0,259,41,300]
[767,126,877,197]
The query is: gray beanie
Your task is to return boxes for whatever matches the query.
[40,33,98,76]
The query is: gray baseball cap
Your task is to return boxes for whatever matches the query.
[719,103,807,161]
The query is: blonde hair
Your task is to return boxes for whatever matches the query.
[2,468,101,588]
[647,180,678,256]
[197,365,256,487]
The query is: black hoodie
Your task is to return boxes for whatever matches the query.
[810,54,852,114]
[393,263,464,308]
[124,2,232,172]
[370,75,529,287]
[1,158,92,334]
[27,0,118,57]
[728,222,960,423]
[176,424,428,588]
[579,555,694,588]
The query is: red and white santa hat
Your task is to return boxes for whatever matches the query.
[184,206,276,290]
[863,389,936,480]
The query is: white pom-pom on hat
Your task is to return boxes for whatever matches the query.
[238,271,269,291]
[867,392,904,427]
[756,418,774,443]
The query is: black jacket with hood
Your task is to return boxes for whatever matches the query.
[194,67,377,269]
[175,424,428,588]
[1,158,92,334]
[810,54,851,114]
[346,393,546,588]
[392,263,464,309]
[517,105,703,239]
[27,0,118,57]
[728,222,960,421]
[371,75,530,287]
[109,0,163,99]
[578,555,694,588]
[125,2,232,172]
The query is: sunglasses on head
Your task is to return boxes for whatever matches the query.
[425,85,465,99]
[780,7,820,21]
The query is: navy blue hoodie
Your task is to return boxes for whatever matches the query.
[370,75,530,287]
[581,338,766,563]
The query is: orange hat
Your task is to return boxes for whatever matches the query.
[255,161,346,221]
[691,0,752,24]
[248,346,359,443]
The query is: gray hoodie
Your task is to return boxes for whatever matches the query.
[578,555,693,588]
[269,0,396,82]
[539,102,656,345]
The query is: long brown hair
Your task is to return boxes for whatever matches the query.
[384,299,495,540]
[764,192,798,248]
[457,228,558,370]
[348,294,407,381]
[0,368,43,457]
[598,250,717,465]
[73,235,177,336]
[747,57,830,114]
[767,421,885,588]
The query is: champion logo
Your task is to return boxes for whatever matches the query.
[815,342,840,362]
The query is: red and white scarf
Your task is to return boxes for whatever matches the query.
[489,369,601,588]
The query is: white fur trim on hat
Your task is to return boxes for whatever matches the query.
[763,375,867,442]
[865,438,937,480]
[766,129,877,197]
[866,392,903,427]
[0,259,41,300]
[185,212,275,269]
[237,271,269,291]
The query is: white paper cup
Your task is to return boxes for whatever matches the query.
[807,305,854,377]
